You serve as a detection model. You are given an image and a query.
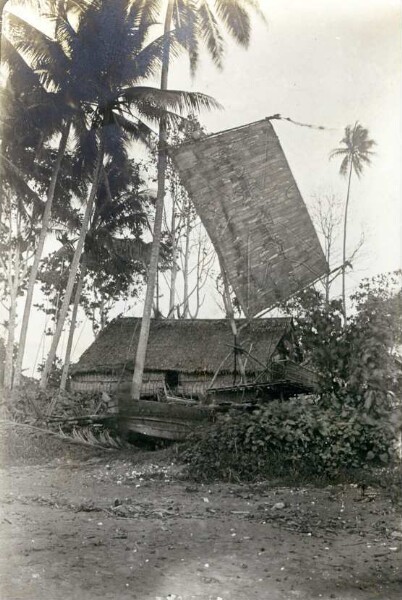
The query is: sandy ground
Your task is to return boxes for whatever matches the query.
[0,423,401,600]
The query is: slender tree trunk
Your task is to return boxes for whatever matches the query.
[59,256,87,391]
[13,121,71,388]
[131,0,174,400]
[182,207,191,318]
[218,256,246,383]
[100,295,107,331]
[324,273,330,307]
[324,244,331,308]
[342,161,353,322]
[4,245,19,389]
[155,267,160,314]
[40,135,104,390]
[4,286,17,389]
[168,197,177,317]
[189,230,207,319]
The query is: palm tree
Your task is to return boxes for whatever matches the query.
[1,32,80,387]
[131,0,265,400]
[59,158,152,391]
[330,122,375,320]
[32,0,218,389]
[5,2,91,388]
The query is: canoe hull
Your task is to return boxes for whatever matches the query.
[118,399,215,441]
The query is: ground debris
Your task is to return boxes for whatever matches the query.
[1,422,401,600]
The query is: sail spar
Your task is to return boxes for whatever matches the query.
[169,119,328,317]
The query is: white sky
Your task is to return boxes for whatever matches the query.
[4,0,401,376]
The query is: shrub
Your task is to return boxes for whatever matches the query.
[182,396,399,482]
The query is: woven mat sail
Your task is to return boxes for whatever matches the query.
[169,119,328,317]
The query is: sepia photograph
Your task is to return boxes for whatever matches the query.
[0,0,401,598]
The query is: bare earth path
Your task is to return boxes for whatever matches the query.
[0,424,401,600]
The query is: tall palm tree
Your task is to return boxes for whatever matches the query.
[32,0,218,389]
[131,0,265,400]
[330,122,375,320]
[5,1,91,388]
[1,30,80,387]
[59,158,152,391]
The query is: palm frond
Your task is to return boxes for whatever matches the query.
[127,101,188,130]
[198,0,225,69]
[0,154,46,213]
[331,122,376,178]
[72,128,99,182]
[102,121,130,164]
[53,13,77,60]
[7,14,70,87]
[329,147,348,160]
[49,241,76,261]
[126,35,165,80]
[241,0,267,24]
[112,112,154,146]
[174,0,200,75]
[128,0,162,28]
[339,154,350,177]
[1,36,43,91]
[120,86,222,114]
[214,0,251,47]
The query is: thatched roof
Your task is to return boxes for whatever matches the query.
[71,317,292,376]
[169,119,328,317]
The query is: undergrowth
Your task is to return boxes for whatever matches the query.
[182,396,400,483]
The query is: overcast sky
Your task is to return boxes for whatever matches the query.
[8,0,401,375]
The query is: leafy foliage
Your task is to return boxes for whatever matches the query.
[37,357,64,388]
[285,272,402,409]
[183,397,399,482]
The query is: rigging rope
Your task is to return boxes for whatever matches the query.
[266,114,338,131]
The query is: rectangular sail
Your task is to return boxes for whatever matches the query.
[169,119,328,317]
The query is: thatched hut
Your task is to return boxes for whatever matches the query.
[70,317,316,399]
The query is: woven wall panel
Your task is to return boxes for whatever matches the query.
[169,119,328,316]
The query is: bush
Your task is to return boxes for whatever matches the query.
[182,396,399,482]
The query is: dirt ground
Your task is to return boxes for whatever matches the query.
[0,422,401,600]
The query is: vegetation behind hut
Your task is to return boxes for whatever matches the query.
[183,272,402,481]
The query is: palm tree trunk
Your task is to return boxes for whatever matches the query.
[59,255,87,392]
[342,161,353,322]
[40,134,104,390]
[13,120,71,388]
[131,0,174,400]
